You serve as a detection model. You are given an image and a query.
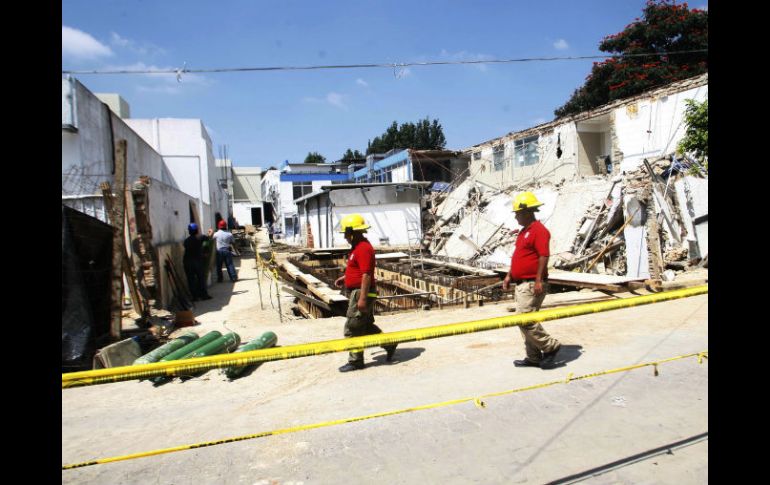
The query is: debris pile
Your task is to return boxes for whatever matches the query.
[420,154,708,284]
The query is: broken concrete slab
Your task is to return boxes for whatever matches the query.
[674,176,708,259]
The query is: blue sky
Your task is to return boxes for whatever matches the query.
[62,0,707,168]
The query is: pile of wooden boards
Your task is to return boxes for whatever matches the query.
[279,261,348,319]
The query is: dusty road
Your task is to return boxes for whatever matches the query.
[62,233,708,484]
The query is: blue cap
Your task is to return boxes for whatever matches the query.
[188,223,199,233]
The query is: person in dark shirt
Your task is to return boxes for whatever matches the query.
[334,214,397,372]
[183,223,213,301]
[502,192,562,369]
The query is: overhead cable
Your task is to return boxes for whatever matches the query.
[62,49,708,76]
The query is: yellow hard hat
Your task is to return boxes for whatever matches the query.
[512,191,543,212]
[339,213,370,233]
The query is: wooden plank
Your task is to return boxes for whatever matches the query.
[375,252,409,260]
[547,279,625,293]
[102,182,146,320]
[282,287,333,311]
[418,258,496,276]
[280,261,348,304]
[107,140,127,340]
[548,270,646,285]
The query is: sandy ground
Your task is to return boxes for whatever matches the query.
[62,230,708,484]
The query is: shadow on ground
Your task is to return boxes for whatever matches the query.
[369,347,426,367]
[542,344,584,370]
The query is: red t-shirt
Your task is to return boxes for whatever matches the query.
[344,238,377,290]
[509,220,550,280]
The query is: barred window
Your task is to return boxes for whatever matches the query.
[514,135,539,167]
[492,145,505,171]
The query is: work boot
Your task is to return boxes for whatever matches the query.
[201,294,212,300]
[513,358,541,368]
[339,362,365,373]
[540,343,562,369]
[385,344,398,362]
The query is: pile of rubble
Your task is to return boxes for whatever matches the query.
[420,154,708,283]
[553,154,707,280]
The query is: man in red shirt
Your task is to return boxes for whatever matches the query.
[334,214,397,372]
[502,192,562,369]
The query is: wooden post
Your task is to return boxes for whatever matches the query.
[646,204,664,283]
[107,139,127,340]
[101,182,146,321]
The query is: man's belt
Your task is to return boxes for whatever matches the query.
[345,288,378,298]
[513,278,545,284]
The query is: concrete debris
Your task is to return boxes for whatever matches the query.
[421,154,707,283]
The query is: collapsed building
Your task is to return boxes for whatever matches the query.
[273,74,708,318]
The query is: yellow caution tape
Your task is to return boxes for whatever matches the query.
[62,284,707,389]
[62,350,707,470]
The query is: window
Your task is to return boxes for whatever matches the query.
[473,151,481,160]
[492,144,505,171]
[514,135,539,167]
[292,182,313,200]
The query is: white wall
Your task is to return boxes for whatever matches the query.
[466,123,580,190]
[331,204,420,248]
[125,118,226,231]
[233,202,263,226]
[615,84,708,172]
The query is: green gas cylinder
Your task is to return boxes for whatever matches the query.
[225,331,278,379]
[181,332,241,359]
[133,332,199,365]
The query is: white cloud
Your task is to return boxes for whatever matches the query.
[303,92,349,109]
[326,92,347,109]
[102,62,210,94]
[553,39,569,50]
[356,78,369,87]
[62,26,113,61]
[110,32,167,57]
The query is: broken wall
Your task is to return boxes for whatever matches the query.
[615,83,708,173]
[466,123,580,190]
[674,176,708,258]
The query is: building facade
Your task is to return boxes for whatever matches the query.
[465,74,708,189]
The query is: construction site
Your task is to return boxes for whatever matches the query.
[61,8,708,477]
[62,144,708,483]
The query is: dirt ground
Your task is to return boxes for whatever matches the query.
[62,229,708,484]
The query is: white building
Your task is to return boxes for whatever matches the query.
[231,166,266,227]
[62,76,207,309]
[465,73,708,188]
[294,182,430,249]
[125,118,229,232]
[262,161,354,244]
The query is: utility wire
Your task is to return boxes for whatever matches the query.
[62,50,707,76]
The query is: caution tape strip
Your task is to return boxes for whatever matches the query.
[62,284,707,388]
[62,350,708,470]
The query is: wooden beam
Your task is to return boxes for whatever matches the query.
[281,287,333,311]
[101,182,146,321]
[417,258,497,276]
[107,139,127,340]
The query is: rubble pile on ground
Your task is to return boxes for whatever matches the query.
[554,154,707,279]
[421,154,707,282]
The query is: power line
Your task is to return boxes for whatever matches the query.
[62,50,707,76]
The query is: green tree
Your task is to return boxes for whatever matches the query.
[304,152,326,164]
[365,117,447,154]
[677,98,707,169]
[341,149,364,160]
[555,1,707,118]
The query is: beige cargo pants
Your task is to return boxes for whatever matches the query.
[515,282,561,363]
[343,288,389,364]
